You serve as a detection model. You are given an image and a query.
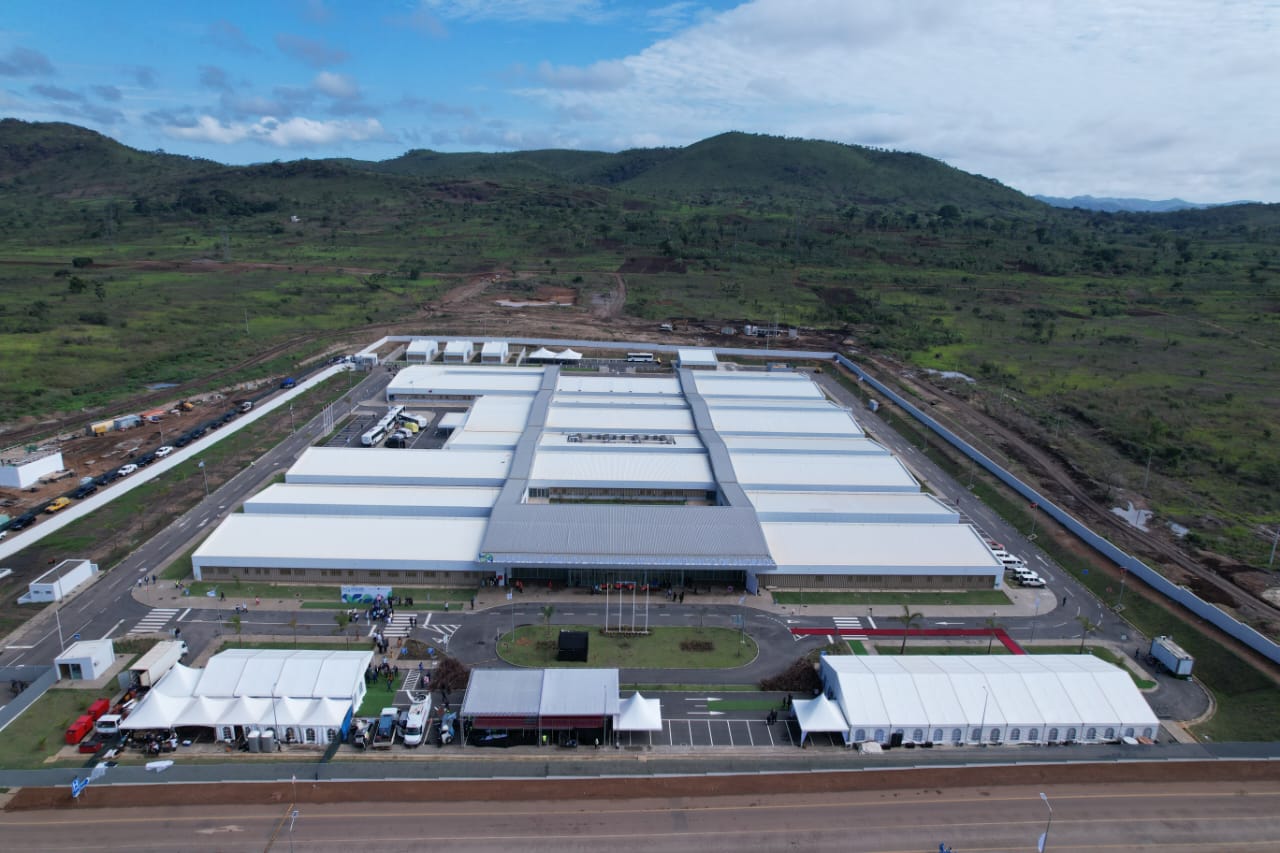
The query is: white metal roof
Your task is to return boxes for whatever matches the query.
[553,393,687,407]
[388,364,543,397]
[286,447,512,486]
[406,339,437,356]
[438,412,467,429]
[446,429,523,449]
[722,435,888,454]
[747,491,959,523]
[762,522,1002,573]
[692,374,823,399]
[708,406,863,437]
[480,341,509,356]
[538,432,706,451]
[540,669,620,716]
[462,395,535,432]
[677,348,719,366]
[244,483,500,516]
[192,514,488,571]
[545,404,695,434]
[554,374,682,396]
[529,449,714,488]
[731,452,919,491]
[443,340,473,355]
[462,669,544,715]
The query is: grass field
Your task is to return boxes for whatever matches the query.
[498,625,757,669]
[0,689,106,770]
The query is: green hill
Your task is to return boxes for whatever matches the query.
[0,118,217,197]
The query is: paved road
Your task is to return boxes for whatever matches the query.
[2,780,1277,852]
[0,369,391,670]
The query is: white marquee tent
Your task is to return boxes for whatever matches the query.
[792,694,849,745]
[121,649,372,746]
[821,654,1159,747]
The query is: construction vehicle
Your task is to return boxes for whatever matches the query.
[178,401,194,412]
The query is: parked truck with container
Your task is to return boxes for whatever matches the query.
[129,640,188,688]
[1149,635,1194,677]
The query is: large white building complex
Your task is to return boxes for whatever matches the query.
[192,359,1004,592]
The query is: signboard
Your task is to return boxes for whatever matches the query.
[340,585,392,604]
[71,777,88,798]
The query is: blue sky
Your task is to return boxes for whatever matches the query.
[2,0,1277,202]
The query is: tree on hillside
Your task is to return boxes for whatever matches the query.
[898,605,924,654]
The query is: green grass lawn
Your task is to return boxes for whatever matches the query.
[498,625,757,669]
[772,590,1010,606]
[708,698,779,712]
[356,681,400,717]
[847,640,868,655]
[0,689,107,769]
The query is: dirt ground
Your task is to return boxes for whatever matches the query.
[0,394,237,520]
[9,757,1280,811]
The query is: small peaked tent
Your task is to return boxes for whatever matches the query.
[616,692,663,732]
[527,347,558,362]
[793,694,849,745]
[557,348,583,362]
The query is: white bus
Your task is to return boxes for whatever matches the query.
[360,424,388,447]
[626,352,656,363]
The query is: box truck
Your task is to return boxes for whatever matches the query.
[1150,636,1194,677]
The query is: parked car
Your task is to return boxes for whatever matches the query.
[136,452,157,467]
[1018,573,1046,588]
[8,512,37,530]
[72,482,98,499]
[45,497,72,513]
[155,445,174,458]
[117,464,138,477]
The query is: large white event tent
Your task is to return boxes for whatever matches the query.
[121,649,372,747]
[819,654,1159,747]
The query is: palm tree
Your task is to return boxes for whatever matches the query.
[226,613,242,648]
[541,604,555,638]
[984,614,1000,654]
[289,616,298,648]
[898,604,923,654]
[334,612,351,648]
[1076,615,1099,654]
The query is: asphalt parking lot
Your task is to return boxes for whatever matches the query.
[618,717,843,749]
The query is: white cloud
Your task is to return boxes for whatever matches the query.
[165,115,384,147]
[313,71,360,99]
[533,59,632,91]
[422,0,604,24]
[509,0,1280,201]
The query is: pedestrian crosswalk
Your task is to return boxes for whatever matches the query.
[832,616,871,640]
[371,613,418,639]
[128,608,179,635]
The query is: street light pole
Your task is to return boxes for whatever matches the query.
[977,685,988,746]
[198,460,209,497]
[1038,792,1053,852]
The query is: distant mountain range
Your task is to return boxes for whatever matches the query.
[1033,194,1258,213]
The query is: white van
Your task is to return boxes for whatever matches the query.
[400,701,429,747]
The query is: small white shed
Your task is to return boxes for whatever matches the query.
[23,559,98,603]
[56,638,115,681]
[480,341,510,364]
[678,348,718,370]
[443,341,475,363]
[406,340,438,363]
[0,450,65,489]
